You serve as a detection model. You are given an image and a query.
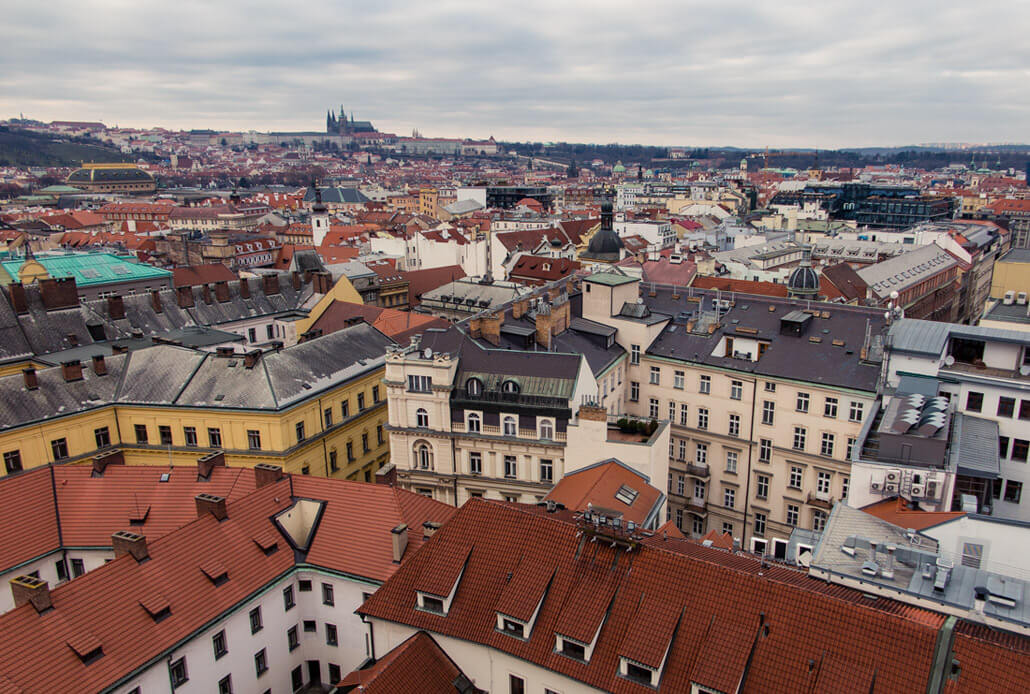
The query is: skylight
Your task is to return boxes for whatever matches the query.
[615,484,639,505]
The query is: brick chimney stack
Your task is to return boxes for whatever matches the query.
[10,575,52,613]
[150,289,163,313]
[195,493,228,521]
[91,354,107,376]
[111,530,149,562]
[176,285,194,308]
[254,463,283,488]
[239,278,251,299]
[107,295,125,320]
[22,367,38,390]
[61,361,83,382]
[197,451,225,479]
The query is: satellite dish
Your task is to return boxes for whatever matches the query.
[423,347,432,359]
[890,290,900,300]
[944,355,955,367]
[1021,365,1030,376]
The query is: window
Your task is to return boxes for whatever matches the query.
[649,366,660,385]
[649,398,659,419]
[699,374,711,394]
[51,438,68,461]
[846,437,856,460]
[407,374,431,392]
[796,392,810,413]
[169,657,188,688]
[503,416,517,436]
[678,439,687,460]
[789,466,803,489]
[504,455,517,479]
[539,419,554,440]
[254,648,268,676]
[560,636,587,661]
[540,459,553,483]
[722,522,733,535]
[466,378,482,396]
[502,380,520,394]
[676,474,685,496]
[631,344,640,365]
[824,397,838,418]
[416,408,429,428]
[55,559,68,582]
[372,385,380,402]
[630,381,639,401]
[726,450,738,473]
[998,397,1016,418]
[326,623,338,646]
[1012,439,1029,462]
[298,579,312,592]
[675,508,684,528]
[208,427,221,447]
[668,401,676,421]
[470,451,482,474]
[183,426,197,447]
[1000,436,1010,458]
[820,432,835,457]
[698,408,708,430]
[377,424,384,445]
[341,399,350,418]
[357,392,366,410]
[267,324,275,340]
[724,487,735,509]
[841,476,849,499]
[329,664,342,684]
[3,450,22,473]
[347,441,355,462]
[510,674,526,694]
[283,585,295,610]
[249,607,262,633]
[813,510,828,532]
[730,380,743,400]
[159,425,172,445]
[728,414,740,437]
[692,515,704,535]
[213,630,227,659]
[817,471,831,496]
[133,424,148,444]
[762,401,775,425]
[248,327,256,343]
[759,438,772,463]
[1020,400,1030,421]
[965,390,984,412]
[247,430,261,450]
[849,400,864,422]
[679,404,688,426]
[786,503,800,527]
[756,474,769,499]
[1005,480,1023,503]
[674,370,685,389]
[303,619,315,631]
[624,660,656,686]
[765,381,776,392]
[754,512,767,537]
[71,558,84,577]
[293,421,305,442]
[696,443,708,465]
[288,625,299,651]
[793,426,806,451]
[500,616,525,638]
[322,582,334,606]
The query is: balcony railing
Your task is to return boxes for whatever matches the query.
[686,497,708,513]
[452,421,566,442]
[806,493,834,510]
[685,463,710,479]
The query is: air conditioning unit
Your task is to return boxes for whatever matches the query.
[925,481,940,500]
[885,482,899,493]
[1019,292,1028,306]
[911,484,926,498]
[886,469,901,483]
[1003,290,1015,305]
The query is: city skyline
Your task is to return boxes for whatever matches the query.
[3,1,1029,148]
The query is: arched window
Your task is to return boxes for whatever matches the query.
[414,441,433,470]
[467,412,481,433]
[539,419,554,440]
[416,408,429,428]
[503,416,517,436]
[466,378,482,396]
[502,380,520,395]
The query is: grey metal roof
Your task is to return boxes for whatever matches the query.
[983,301,1030,325]
[304,186,369,204]
[889,318,1030,356]
[569,317,617,338]
[443,199,483,215]
[897,374,941,398]
[998,248,1030,264]
[949,413,1001,479]
[856,245,958,297]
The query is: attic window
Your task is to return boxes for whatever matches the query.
[200,559,229,586]
[556,635,588,661]
[497,613,527,639]
[621,657,658,687]
[159,473,171,483]
[253,530,280,556]
[502,380,520,394]
[417,592,445,615]
[615,485,639,505]
[67,633,104,665]
[140,594,171,622]
[466,378,482,396]
[129,504,151,525]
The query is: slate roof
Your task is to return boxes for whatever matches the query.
[304,186,370,205]
[358,499,1027,693]
[856,245,958,298]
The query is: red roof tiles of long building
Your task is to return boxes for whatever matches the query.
[338,631,466,692]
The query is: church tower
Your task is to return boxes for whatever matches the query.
[311,184,330,246]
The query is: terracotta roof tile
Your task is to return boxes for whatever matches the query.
[339,631,465,692]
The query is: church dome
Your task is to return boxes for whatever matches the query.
[787,262,819,296]
[612,162,626,173]
[587,226,624,256]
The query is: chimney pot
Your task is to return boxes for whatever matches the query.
[243,350,261,369]
[107,295,125,320]
[10,575,51,613]
[22,367,38,390]
[239,278,251,299]
[111,343,128,355]
[61,360,83,382]
[391,524,409,563]
[195,493,228,521]
[150,289,163,313]
[111,530,149,562]
[197,450,225,479]
[8,282,28,314]
[254,463,283,488]
[214,281,230,302]
[176,285,195,308]
[216,346,235,357]
[91,354,107,376]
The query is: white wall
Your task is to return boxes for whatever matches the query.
[0,548,111,614]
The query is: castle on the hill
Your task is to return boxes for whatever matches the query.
[326,105,376,135]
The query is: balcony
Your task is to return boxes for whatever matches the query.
[806,492,834,510]
[451,421,566,442]
[685,463,710,479]
[686,497,708,513]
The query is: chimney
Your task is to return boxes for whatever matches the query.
[176,285,194,308]
[262,274,280,296]
[883,544,896,579]
[535,302,554,349]
[243,350,261,369]
[201,284,213,305]
[107,295,125,320]
[92,449,124,476]
[111,530,149,562]
[22,367,37,390]
[480,311,503,346]
[61,360,83,382]
[254,463,283,488]
[195,493,228,521]
[391,524,408,563]
[291,271,302,291]
[467,317,482,339]
[239,278,251,299]
[512,297,530,319]
[197,450,225,479]
[578,403,608,422]
[39,277,79,311]
[91,354,107,376]
[8,283,28,314]
[66,333,79,347]
[214,281,230,302]
[422,521,442,540]
[150,289,163,313]
[375,462,397,486]
[216,346,234,357]
[10,575,52,613]
[111,343,128,355]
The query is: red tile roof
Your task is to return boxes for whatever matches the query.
[358,499,1022,693]
[310,300,447,344]
[509,255,581,282]
[692,276,790,297]
[859,497,966,531]
[339,631,466,693]
[402,265,466,308]
[543,460,662,526]
[171,263,237,288]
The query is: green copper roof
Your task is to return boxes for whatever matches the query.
[585,271,636,287]
[0,252,171,287]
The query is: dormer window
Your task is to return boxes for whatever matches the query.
[556,635,587,661]
[417,592,446,615]
[502,380,520,394]
[466,378,482,396]
[496,613,527,639]
[620,657,658,687]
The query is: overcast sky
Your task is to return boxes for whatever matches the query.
[3,1,1028,148]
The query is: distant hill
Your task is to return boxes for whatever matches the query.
[0,127,131,167]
